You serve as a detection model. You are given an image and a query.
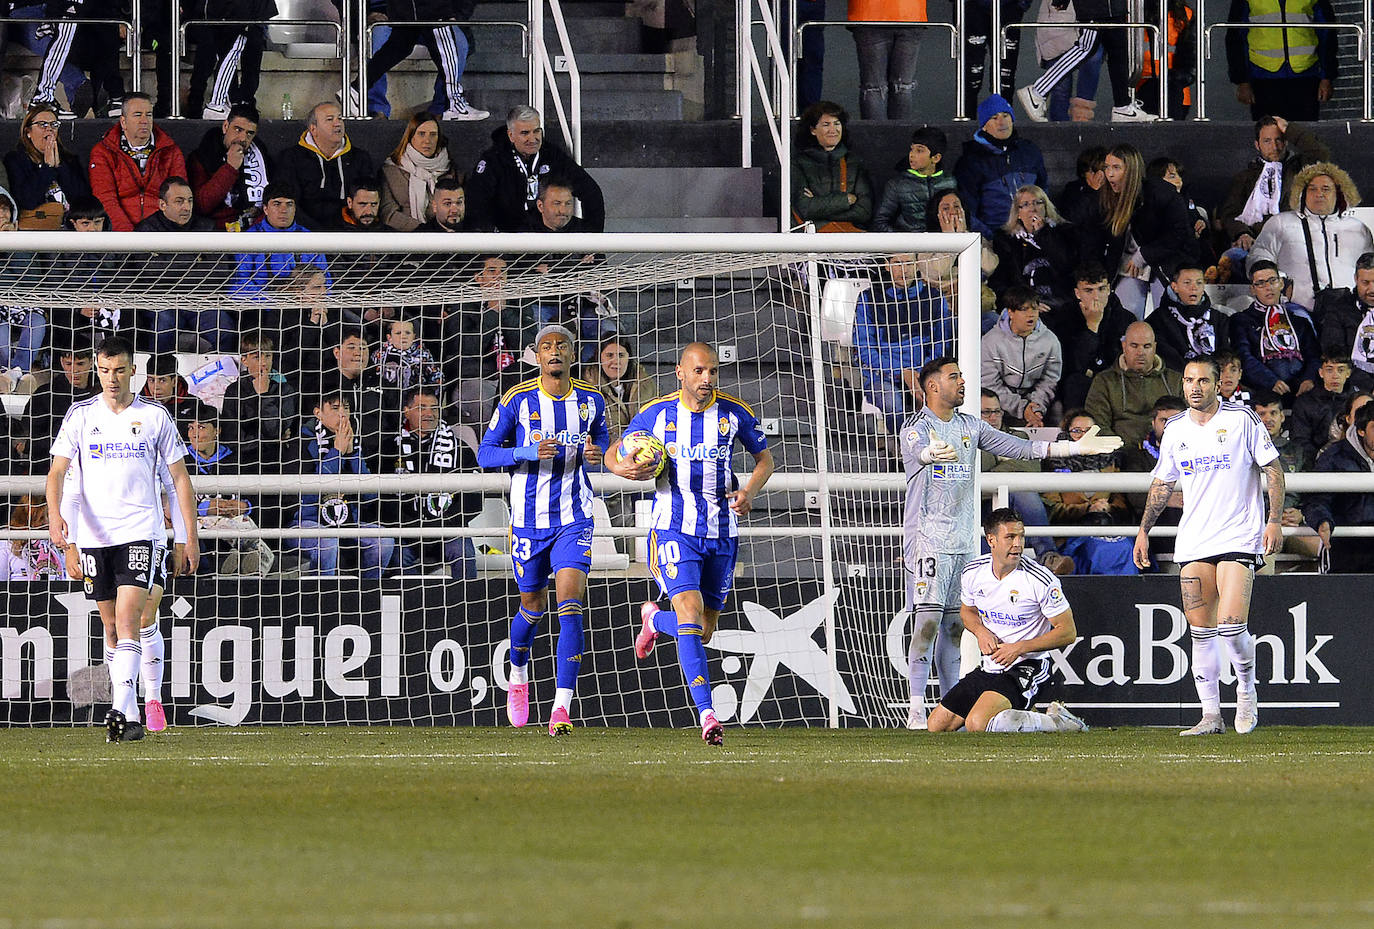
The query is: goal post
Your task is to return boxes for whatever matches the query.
[0,230,983,729]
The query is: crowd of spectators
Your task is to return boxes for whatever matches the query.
[820,97,1374,575]
[0,92,618,578]
[0,5,1370,578]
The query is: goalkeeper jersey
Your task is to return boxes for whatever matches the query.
[625,390,768,540]
[478,378,610,529]
[900,408,1048,556]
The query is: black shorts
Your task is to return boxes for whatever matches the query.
[939,657,1053,719]
[1181,551,1264,570]
[81,541,164,602]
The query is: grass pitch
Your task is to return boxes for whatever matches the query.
[3,726,1372,929]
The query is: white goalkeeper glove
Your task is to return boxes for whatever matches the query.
[1049,424,1124,458]
[918,438,959,464]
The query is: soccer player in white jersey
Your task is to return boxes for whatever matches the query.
[60,454,189,733]
[45,336,200,744]
[477,324,610,736]
[608,342,775,746]
[928,508,1088,733]
[1133,356,1283,736]
[901,356,1121,728]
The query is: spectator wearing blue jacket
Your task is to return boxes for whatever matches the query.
[1304,401,1374,572]
[954,94,1048,238]
[230,181,330,297]
[852,252,953,435]
[288,389,395,578]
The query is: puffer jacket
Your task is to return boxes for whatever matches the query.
[791,142,873,228]
[980,311,1063,418]
[87,124,187,231]
[1248,210,1373,312]
[953,130,1048,237]
[871,158,956,233]
[1083,354,1183,446]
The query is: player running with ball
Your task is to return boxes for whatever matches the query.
[478,324,610,736]
[607,343,775,746]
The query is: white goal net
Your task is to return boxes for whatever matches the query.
[0,231,982,729]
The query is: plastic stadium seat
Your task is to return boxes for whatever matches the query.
[590,497,630,570]
[468,497,511,571]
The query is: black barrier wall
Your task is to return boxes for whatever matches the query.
[1,576,1368,727]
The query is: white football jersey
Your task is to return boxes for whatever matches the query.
[1153,401,1278,562]
[960,554,1070,673]
[50,395,187,547]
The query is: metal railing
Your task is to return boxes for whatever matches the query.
[1200,19,1369,121]
[794,20,961,115]
[171,16,346,119]
[530,0,583,161]
[737,0,793,231]
[5,14,141,92]
[1001,20,1165,117]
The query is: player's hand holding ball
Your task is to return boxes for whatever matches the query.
[615,430,666,480]
[918,437,958,464]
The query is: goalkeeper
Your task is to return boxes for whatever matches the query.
[901,357,1121,728]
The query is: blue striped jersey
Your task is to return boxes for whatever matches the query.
[479,378,611,529]
[625,390,768,539]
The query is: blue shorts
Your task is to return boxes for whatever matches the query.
[649,528,738,611]
[509,519,594,592]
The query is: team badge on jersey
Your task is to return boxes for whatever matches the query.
[961,434,971,448]
[1215,429,1227,445]
[666,563,678,578]
[1008,589,1019,603]
[130,422,141,436]
[718,417,731,436]
[916,580,929,598]
[579,402,590,421]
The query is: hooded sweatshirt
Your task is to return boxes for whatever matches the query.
[980,310,1062,418]
[275,129,376,232]
[1083,354,1184,446]
[1304,426,1374,534]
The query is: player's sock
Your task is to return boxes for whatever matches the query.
[907,607,940,709]
[553,598,584,697]
[675,621,713,715]
[1190,625,1223,716]
[985,709,1059,732]
[140,623,165,704]
[652,609,679,638]
[508,607,542,686]
[1218,622,1257,693]
[103,646,115,667]
[111,639,142,722]
[933,608,964,697]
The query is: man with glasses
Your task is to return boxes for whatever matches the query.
[1228,260,1321,401]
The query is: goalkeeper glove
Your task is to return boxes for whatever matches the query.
[918,438,958,464]
[1048,425,1124,458]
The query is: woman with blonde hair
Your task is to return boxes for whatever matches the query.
[380,113,457,231]
[990,184,1077,311]
[1071,143,1199,316]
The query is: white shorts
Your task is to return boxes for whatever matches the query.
[906,550,967,611]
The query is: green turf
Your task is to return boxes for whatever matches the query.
[3,726,1372,929]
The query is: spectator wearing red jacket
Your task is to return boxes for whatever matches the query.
[87,93,188,232]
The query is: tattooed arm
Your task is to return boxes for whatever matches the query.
[1262,459,1286,555]
[1133,478,1178,569]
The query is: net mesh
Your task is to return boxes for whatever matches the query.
[0,236,973,729]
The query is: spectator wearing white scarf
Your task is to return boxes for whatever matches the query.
[380,113,455,231]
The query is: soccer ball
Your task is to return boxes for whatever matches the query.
[619,430,667,477]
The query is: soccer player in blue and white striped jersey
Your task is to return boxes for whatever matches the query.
[607,343,775,746]
[477,324,610,736]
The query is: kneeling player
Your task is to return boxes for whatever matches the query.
[928,509,1088,734]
